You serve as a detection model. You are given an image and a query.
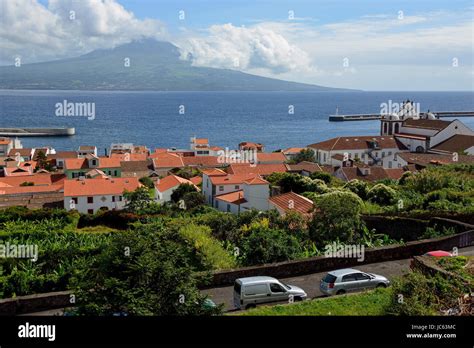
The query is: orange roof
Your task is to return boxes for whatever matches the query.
[0,138,11,145]
[152,148,169,155]
[64,158,88,170]
[227,163,288,176]
[8,148,33,157]
[215,190,247,204]
[189,176,203,185]
[201,168,227,176]
[0,173,66,187]
[256,152,286,163]
[308,136,403,151]
[210,174,256,185]
[152,153,185,169]
[194,138,209,145]
[182,156,223,167]
[64,177,141,197]
[0,184,63,195]
[269,192,314,216]
[4,166,33,176]
[96,157,121,168]
[282,147,305,154]
[155,174,196,192]
[243,176,269,185]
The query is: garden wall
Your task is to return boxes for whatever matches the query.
[204,228,474,288]
[0,291,71,316]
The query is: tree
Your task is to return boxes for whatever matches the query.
[291,148,315,164]
[124,186,153,213]
[343,179,369,200]
[308,190,364,245]
[367,184,397,205]
[139,176,155,189]
[171,183,197,203]
[182,191,205,210]
[239,219,302,265]
[71,223,222,316]
[310,171,332,185]
[274,173,321,194]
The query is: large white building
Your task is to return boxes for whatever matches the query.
[63,177,141,214]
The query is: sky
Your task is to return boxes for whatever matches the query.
[1,0,473,91]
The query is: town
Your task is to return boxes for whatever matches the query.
[1,104,473,215]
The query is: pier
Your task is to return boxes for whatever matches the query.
[0,127,75,137]
[329,111,474,122]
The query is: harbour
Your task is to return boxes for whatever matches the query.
[0,127,75,137]
[329,111,474,122]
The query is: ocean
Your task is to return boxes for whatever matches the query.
[0,90,473,153]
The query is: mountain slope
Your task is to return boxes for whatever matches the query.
[0,40,352,91]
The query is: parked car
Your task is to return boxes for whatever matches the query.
[423,250,453,257]
[233,276,307,310]
[320,268,390,296]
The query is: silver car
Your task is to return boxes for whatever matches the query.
[234,276,307,309]
[320,268,390,296]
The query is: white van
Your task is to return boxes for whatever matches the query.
[233,276,307,309]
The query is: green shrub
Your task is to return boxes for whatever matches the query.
[367,184,397,205]
[343,179,369,200]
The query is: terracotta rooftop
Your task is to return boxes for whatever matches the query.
[0,173,66,187]
[209,174,257,185]
[0,138,11,145]
[257,152,287,163]
[156,174,196,192]
[120,160,153,173]
[48,151,78,160]
[403,118,451,131]
[64,177,141,197]
[201,168,227,176]
[182,156,224,167]
[215,190,247,205]
[151,153,185,169]
[8,148,33,157]
[189,176,203,185]
[0,184,63,196]
[397,152,474,166]
[269,192,314,216]
[282,147,305,154]
[431,134,474,153]
[285,161,323,173]
[308,136,403,151]
[227,163,288,176]
[110,153,148,161]
[339,166,405,182]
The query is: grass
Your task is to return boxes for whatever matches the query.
[232,288,392,316]
[437,256,473,283]
[75,225,120,234]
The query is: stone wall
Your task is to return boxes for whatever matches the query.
[0,291,71,316]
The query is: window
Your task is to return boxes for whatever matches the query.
[382,152,385,157]
[219,186,224,191]
[270,283,285,293]
[234,282,241,295]
[114,170,118,176]
[388,162,392,168]
[322,274,337,283]
[112,196,115,202]
[87,197,94,204]
[71,197,78,204]
[244,284,268,296]
[118,196,123,201]
[342,273,357,282]
[91,160,97,166]
[234,185,239,190]
[87,209,94,214]
[227,204,231,212]
[355,273,371,281]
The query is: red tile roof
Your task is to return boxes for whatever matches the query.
[431,135,474,153]
[209,174,257,185]
[269,192,314,216]
[0,184,63,195]
[282,147,305,154]
[0,138,11,145]
[182,156,224,167]
[403,118,451,131]
[155,174,196,192]
[397,152,474,166]
[243,176,269,185]
[151,153,185,169]
[189,176,203,185]
[110,153,148,161]
[48,151,78,160]
[285,161,323,173]
[308,136,402,151]
[215,190,247,204]
[0,173,66,187]
[194,138,209,145]
[8,148,33,157]
[227,163,288,176]
[64,177,141,197]
[4,166,33,176]
[257,152,287,163]
[338,166,405,182]
[201,168,227,176]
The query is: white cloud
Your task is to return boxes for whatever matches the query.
[177,23,315,74]
[0,0,166,64]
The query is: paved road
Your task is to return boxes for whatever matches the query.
[202,246,474,311]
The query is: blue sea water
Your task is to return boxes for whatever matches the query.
[0,90,473,153]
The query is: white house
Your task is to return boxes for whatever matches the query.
[308,136,406,169]
[63,177,141,214]
[0,138,22,157]
[214,176,270,214]
[154,174,198,203]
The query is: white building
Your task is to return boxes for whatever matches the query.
[308,136,406,169]
[154,174,198,203]
[63,177,141,214]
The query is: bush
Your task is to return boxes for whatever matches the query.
[343,179,369,200]
[171,183,197,203]
[310,171,333,185]
[367,184,397,205]
[239,219,302,265]
[308,190,364,245]
[139,176,155,189]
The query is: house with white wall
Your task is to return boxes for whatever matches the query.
[63,177,141,214]
[308,136,406,169]
[155,174,198,203]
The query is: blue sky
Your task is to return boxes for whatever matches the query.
[6,0,474,90]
